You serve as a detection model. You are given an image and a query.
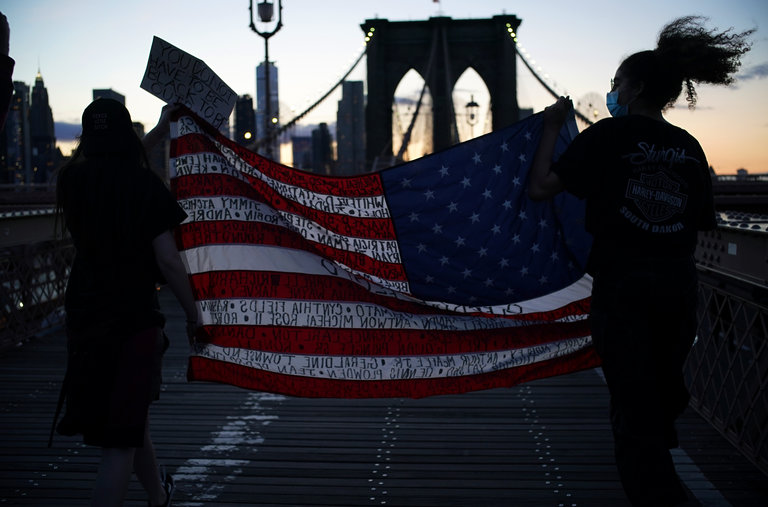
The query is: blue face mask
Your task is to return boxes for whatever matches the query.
[606,90,628,117]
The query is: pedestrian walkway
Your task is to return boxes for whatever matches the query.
[1,289,766,506]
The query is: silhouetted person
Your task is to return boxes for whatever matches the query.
[528,16,752,507]
[55,99,200,506]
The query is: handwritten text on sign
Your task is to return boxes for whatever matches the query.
[141,37,235,129]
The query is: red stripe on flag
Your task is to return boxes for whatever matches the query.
[197,320,592,355]
[174,172,396,240]
[173,173,260,200]
[188,271,590,322]
[187,346,600,399]
[243,175,396,238]
[173,134,386,197]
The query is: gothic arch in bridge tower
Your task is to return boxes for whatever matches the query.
[454,67,492,142]
[362,14,521,170]
[392,69,433,162]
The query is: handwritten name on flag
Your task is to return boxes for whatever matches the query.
[170,107,598,398]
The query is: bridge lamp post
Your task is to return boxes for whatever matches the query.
[249,0,283,159]
[465,95,480,139]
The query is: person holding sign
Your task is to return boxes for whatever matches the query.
[54,99,200,507]
[528,16,751,506]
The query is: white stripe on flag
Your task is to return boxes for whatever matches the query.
[192,335,593,380]
[178,196,401,261]
[424,274,593,316]
[182,244,411,294]
[198,297,583,330]
[179,196,282,225]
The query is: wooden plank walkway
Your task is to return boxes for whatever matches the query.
[1,289,766,506]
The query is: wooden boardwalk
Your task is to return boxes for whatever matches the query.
[1,289,766,506]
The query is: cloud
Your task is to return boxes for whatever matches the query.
[737,62,768,81]
[55,122,81,141]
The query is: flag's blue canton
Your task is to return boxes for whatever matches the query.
[380,113,592,307]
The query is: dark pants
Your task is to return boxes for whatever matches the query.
[590,257,698,506]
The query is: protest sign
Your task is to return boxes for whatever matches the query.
[141,36,236,129]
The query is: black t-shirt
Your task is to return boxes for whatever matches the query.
[63,166,187,333]
[551,115,715,272]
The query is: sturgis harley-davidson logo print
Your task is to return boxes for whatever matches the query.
[625,172,687,223]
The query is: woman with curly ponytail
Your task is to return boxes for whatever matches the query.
[528,16,752,506]
[624,16,753,110]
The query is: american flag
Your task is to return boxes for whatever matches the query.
[170,107,598,398]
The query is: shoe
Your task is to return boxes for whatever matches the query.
[149,467,175,507]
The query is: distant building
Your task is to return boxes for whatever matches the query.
[291,136,312,171]
[92,88,125,104]
[336,81,365,175]
[30,72,58,183]
[234,95,256,146]
[2,82,32,185]
[311,123,333,175]
[93,89,146,138]
[256,61,279,160]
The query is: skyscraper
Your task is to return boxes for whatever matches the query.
[30,71,57,183]
[2,81,31,185]
[234,95,255,146]
[92,88,144,138]
[92,88,125,104]
[256,61,279,160]
[336,81,365,175]
[311,123,333,175]
[291,136,312,170]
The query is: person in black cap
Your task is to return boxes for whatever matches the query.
[55,98,199,507]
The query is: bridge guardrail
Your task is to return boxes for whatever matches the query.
[0,239,73,352]
[686,274,768,476]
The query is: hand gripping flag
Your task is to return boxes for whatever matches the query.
[170,107,598,398]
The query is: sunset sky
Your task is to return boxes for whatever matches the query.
[5,0,767,174]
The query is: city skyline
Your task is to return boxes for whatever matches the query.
[4,1,767,174]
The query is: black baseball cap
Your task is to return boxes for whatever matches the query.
[80,98,135,154]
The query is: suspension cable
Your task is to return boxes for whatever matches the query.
[254,45,368,148]
[503,24,593,126]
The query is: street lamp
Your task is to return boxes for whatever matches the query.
[249,0,283,159]
[465,95,479,139]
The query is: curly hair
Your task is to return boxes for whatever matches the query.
[621,16,753,110]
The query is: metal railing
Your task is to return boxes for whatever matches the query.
[0,239,73,351]
[685,276,768,475]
